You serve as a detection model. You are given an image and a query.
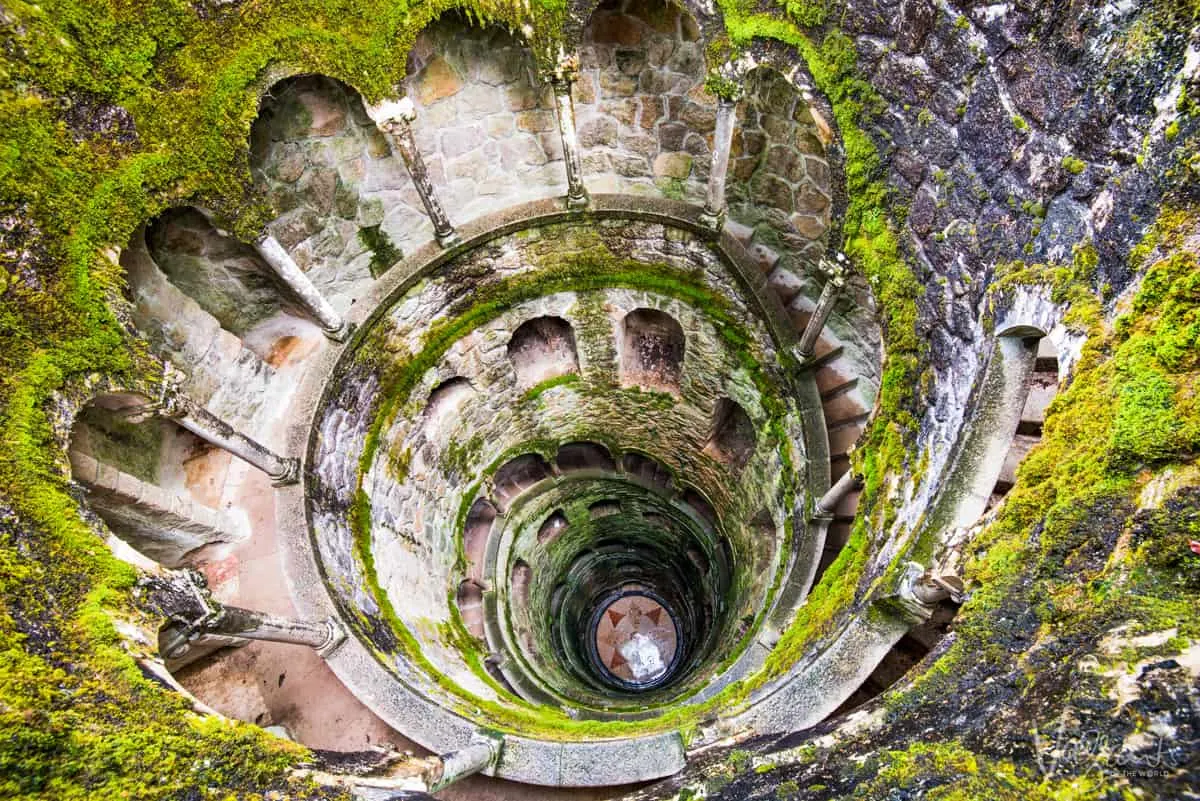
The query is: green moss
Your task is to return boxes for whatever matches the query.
[783,0,829,27]
[359,224,402,278]
[890,205,1200,775]
[444,433,486,477]
[73,408,164,483]
[1061,155,1087,175]
[1108,364,1188,466]
[521,372,583,406]
[657,176,687,200]
[849,741,1113,800]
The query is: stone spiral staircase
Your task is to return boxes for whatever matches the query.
[59,2,950,796]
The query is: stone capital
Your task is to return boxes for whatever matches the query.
[363,96,417,131]
[819,251,850,287]
[551,52,579,85]
[153,362,191,419]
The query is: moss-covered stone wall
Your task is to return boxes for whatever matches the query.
[0,0,1196,796]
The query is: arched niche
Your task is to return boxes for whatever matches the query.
[144,209,293,340]
[456,579,487,639]
[728,67,832,266]
[588,500,622,519]
[576,0,709,201]
[556,441,616,473]
[463,497,497,581]
[423,377,475,433]
[927,322,1051,535]
[538,510,569,545]
[512,559,533,608]
[68,393,244,567]
[507,316,581,389]
[492,454,554,511]
[681,488,717,531]
[249,74,406,291]
[401,11,564,220]
[621,451,674,491]
[703,397,756,472]
[620,308,685,393]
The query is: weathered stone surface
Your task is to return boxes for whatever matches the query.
[657,122,687,151]
[440,124,485,159]
[298,88,347,137]
[750,174,793,211]
[580,117,619,148]
[414,55,464,105]
[515,110,555,133]
[789,213,827,240]
[600,71,638,96]
[896,0,937,54]
[616,48,647,76]
[653,152,693,179]
[590,13,644,46]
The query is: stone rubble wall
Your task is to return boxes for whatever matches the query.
[403,17,569,225]
[251,75,434,313]
[575,0,710,204]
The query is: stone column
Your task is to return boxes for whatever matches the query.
[551,60,589,210]
[889,562,966,622]
[145,569,345,659]
[365,97,460,247]
[909,567,965,606]
[159,383,300,486]
[199,606,341,649]
[699,95,740,231]
[816,468,861,517]
[429,736,503,791]
[796,252,849,361]
[254,234,351,341]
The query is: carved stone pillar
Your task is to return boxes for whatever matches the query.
[815,468,861,517]
[144,569,345,659]
[796,252,849,361]
[366,97,460,247]
[254,234,351,341]
[155,375,299,485]
[551,61,589,210]
[429,735,504,791]
[699,95,740,231]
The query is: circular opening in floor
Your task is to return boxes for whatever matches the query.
[590,589,681,690]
